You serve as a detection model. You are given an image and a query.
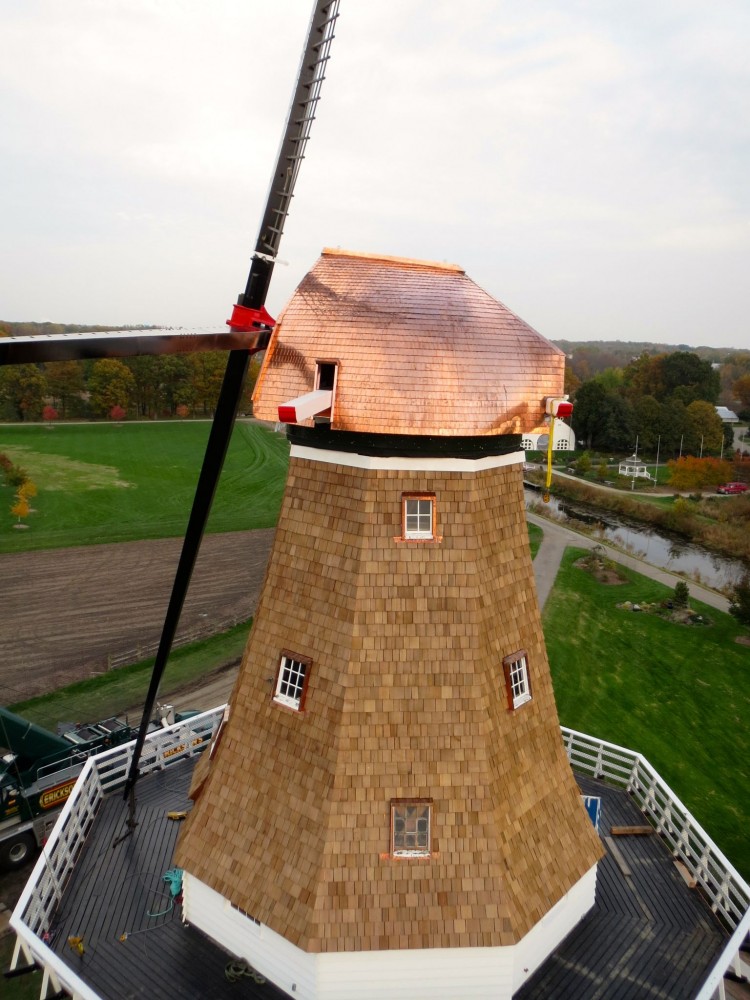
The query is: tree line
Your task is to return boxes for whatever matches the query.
[0,324,259,420]
[568,349,750,458]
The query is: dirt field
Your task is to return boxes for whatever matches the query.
[0,529,275,704]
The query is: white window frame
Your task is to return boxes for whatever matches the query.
[403,494,434,540]
[503,651,532,710]
[391,800,432,858]
[273,653,310,711]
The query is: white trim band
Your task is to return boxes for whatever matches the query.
[289,445,526,473]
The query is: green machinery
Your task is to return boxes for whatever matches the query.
[0,706,133,869]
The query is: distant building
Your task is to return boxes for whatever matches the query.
[521,419,575,452]
[716,405,739,423]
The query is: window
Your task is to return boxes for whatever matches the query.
[521,438,534,450]
[314,360,338,423]
[403,494,434,539]
[503,651,532,710]
[555,439,569,450]
[391,800,431,857]
[273,653,311,711]
[315,361,337,392]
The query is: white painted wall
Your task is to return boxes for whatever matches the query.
[183,865,597,1000]
[511,864,598,993]
[183,874,317,997]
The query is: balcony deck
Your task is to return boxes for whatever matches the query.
[44,759,285,999]
[34,760,729,1000]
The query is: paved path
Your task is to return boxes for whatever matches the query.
[528,510,731,613]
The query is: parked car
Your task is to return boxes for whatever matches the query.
[716,482,748,494]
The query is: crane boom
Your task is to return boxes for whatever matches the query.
[120,0,340,819]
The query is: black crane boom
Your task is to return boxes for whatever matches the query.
[120,0,340,822]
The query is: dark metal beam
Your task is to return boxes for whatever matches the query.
[0,328,270,366]
[120,346,257,813]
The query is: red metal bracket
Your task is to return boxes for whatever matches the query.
[226,303,276,332]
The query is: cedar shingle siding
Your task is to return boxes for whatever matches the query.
[175,459,603,951]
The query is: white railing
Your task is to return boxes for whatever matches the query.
[562,726,750,929]
[562,726,750,1000]
[10,718,750,1000]
[9,706,224,999]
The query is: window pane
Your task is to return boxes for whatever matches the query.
[392,802,431,856]
[506,654,531,709]
[404,497,433,538]
[274,656,308,709]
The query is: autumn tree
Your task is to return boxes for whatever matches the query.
[667,456,733,490]
[10,492,30,524]
[44,360,85,416]
[0,363,47,420]
[188,352,226,415]
[684,400,724,456]
[88,359,135,416]
[623,354,666,401]
[42,405,59,423]
[733,373,750,412]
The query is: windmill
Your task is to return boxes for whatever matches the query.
[5,4,750,999]
[170,241,605,996]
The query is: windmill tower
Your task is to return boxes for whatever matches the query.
[175,248,603,999]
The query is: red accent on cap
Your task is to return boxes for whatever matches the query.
[226,303,276,331]
[556,401,573,418]
[278,405,297,423]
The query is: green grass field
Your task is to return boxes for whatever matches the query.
[545,548,750,878]
[0,421,289,552]
[10,619,252,731]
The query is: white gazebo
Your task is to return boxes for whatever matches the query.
[618,454,652,479]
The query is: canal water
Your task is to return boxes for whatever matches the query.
[524,489,746,592]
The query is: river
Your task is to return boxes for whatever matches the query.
[524,489,746,592]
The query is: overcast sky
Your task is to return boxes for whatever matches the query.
[1,0,749,350]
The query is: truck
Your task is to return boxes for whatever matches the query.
[0,707,136,869]
[0,703,205,870]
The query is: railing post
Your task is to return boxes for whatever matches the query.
[626,756,640,794]
[595,743,604,779]
[712,873,732,922]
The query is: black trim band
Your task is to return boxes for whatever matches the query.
[287,424,522,458]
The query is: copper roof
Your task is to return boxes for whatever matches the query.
[253,248,565,436]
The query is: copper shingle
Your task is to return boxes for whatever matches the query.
[253,249,565,436]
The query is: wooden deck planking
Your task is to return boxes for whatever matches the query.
[39,764,729,999]
[515,776,727,999]
[47,760,287,999]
